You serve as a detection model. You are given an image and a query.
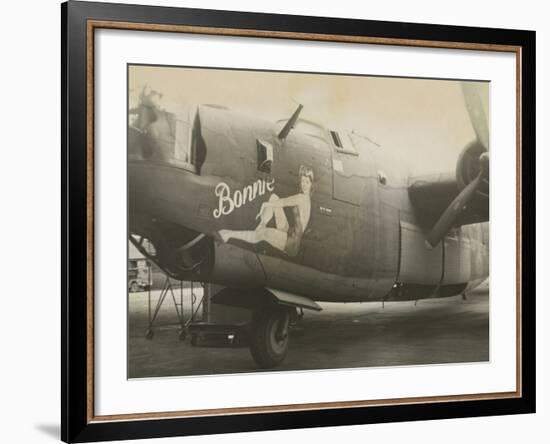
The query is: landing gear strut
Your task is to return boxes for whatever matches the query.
[187,287,316,368]
[249,306,292,369]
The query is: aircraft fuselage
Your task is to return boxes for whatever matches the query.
[129,104,489,303]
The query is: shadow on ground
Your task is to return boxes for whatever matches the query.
[128,290,489,378]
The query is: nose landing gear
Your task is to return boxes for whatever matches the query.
[188,287,320,369]
[249,306,293,369]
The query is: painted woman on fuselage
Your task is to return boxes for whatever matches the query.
[218,165,314,257]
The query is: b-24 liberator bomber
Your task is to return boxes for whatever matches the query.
[128,83,489,368]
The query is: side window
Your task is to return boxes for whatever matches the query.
[330,130,357,155]
[174,107,198,167]
[330,130,343,148]
[171,105,204,174]
[257,139,273,173]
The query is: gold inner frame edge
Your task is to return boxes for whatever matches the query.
[85,19,523,423]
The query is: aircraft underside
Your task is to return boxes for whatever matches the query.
[130,214,483,305]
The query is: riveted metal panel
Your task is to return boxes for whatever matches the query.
[441,228,472,284]
[398,221,443,284]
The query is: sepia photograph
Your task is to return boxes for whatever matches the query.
[127,64,489,378]
[58,2,536,441]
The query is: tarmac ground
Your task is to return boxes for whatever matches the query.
[128,287,489,378]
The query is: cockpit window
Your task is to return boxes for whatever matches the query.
[130,87,202,173]
[174,107,199,169]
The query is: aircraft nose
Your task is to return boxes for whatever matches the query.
[128,126,151,159]
[128,116,176,161]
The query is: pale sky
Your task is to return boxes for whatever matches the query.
[129,65,489,175]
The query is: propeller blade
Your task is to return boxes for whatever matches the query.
[425,171,483,248]
[424,87,489,248]
[461,83,489,150]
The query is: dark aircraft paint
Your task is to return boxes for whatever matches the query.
[129,101,489,303]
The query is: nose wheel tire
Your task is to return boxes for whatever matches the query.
[249,307,290,369]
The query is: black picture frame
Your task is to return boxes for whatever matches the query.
[62,1,536,442]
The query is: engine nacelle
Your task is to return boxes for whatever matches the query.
[456,141,489,197]
[454,141,489,222]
